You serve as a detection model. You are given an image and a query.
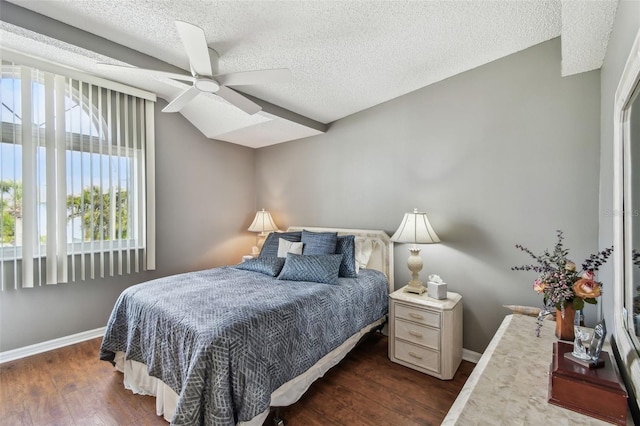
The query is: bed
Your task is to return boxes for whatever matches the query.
[99,227,394,426]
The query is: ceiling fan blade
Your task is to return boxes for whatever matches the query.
[216,68,291,86]
[215,86,262,115]
[97,63,194,82]
[175,20,213,77]
[162,86,200,113]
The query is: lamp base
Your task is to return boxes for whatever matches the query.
[404,281,426,294]
[403,247,426,294]
[255,232,270,253]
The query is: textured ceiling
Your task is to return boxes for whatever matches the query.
[1,0,618,147]
[561,0,618,76]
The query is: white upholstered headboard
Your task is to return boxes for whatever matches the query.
[286,227,394,293]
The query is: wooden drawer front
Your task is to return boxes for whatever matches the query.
[395,303,440,328]
[395,319,440,350]
[394,340,440,373]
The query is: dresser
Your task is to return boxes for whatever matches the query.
[388,287,463,380]
[442,314,632,425]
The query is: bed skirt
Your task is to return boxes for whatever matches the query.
[113,316,385,425]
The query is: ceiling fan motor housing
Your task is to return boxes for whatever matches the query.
[191,48,220,92]
[156,22,275,114]
[194,76,220,92]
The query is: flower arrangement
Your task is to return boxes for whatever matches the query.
[512,230,613,312]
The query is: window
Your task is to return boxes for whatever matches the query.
[0,58,155,289]
[613,27,640,414]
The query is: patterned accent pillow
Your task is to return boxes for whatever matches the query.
[278,253,343,285]
[335,235,357,278]
[277,238,304,257]
[259,231,302,258]
[301,230,338,255]
[234,257,285,277]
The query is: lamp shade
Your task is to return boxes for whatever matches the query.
[391,208,440,244]
[248,209,279,233]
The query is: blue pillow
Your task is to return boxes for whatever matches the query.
[259,231,302,258]
[278,253,343,285]
[234,257,285,277]
[301,230,338,255]
[336,235,357,278]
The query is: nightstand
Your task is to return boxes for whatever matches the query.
[388,287,463,380]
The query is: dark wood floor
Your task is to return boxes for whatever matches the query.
[0,332,474,425]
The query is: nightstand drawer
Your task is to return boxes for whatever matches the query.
[394,340,440,373]
[395,319,440,350]
[395,303,440,328]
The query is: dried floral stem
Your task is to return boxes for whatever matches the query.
[512,230,613,311]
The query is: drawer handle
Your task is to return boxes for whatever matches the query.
[409,330,423,338]
[409,313,424,320]
[408,351,423,360]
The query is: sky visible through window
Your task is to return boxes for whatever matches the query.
[0,144,131,195]
[1,73,133,245]
[1,74,102,135]
[1,76,131,193]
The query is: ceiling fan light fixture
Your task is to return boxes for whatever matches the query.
[194,76,220,92]
[100,21,286,114]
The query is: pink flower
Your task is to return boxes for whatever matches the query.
[582,270,595,280]
[533,279,547,294]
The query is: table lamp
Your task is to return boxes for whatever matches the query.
[391,208,440,294]
[248,209,279,255]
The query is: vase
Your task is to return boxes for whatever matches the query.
[555,304,576,341]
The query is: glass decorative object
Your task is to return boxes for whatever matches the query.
[572,326,592,360]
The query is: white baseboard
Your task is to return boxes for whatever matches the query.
[462,348,482,364]
[0,327,484,365]
[0,327,106,364]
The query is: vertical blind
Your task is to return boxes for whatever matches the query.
[0,59,156,289]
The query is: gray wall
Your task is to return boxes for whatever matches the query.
[0,100,256,352]
[599,0,640,333]
[256,38,601,353]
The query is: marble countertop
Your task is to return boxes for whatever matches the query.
[442,314,630,425]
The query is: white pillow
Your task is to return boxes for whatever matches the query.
[277,238,304,258]
[355,238,377,272]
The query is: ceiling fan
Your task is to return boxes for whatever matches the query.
[99,20,291,115]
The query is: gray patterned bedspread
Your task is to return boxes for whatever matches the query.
[99,267,388,425]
